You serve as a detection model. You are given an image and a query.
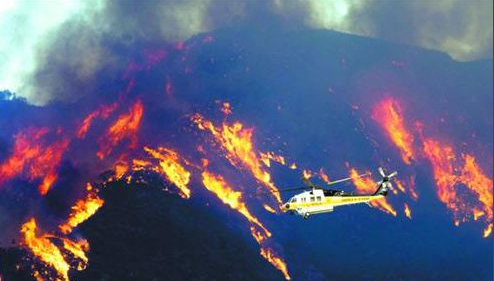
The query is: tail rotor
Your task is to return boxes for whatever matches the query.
[374,167,398,196]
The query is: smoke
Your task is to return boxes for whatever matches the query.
[0,0,491,105]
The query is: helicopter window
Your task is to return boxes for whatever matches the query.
[310,197,315,202]
[316,196,322,202]
[291,198,297,203]
[301,197,306,203]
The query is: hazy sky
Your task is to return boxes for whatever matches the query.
[0,0,492,105]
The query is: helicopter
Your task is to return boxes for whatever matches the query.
[280,167,398,219]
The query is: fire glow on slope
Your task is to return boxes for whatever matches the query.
[201,170,290,280]
[349,168,397,216]
[422,138,493,237]
[77,102,118,139]
[142,146,192,198]
[372,98,416,164]
[192,113,282,204]
[372,98,493,237]
[20,218,90,281]
[0,127,69,195]
[59,183,105,235]
[97,100,144,159]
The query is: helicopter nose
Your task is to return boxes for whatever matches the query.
[282,203,290,212]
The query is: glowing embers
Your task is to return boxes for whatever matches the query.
[201,170,290,280]
[372,98,416,164]
[59,183,104,235]
[140,146,192,199]
[192,113,282,204]
[20,218,89,281]
[349,168,397,216]
[0,127,69,195]
[422,139,493,237]
[97,100,144,159]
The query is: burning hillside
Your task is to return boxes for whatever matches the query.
[0,28,492,281]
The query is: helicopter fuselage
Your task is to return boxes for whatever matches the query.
[281,189,384,218]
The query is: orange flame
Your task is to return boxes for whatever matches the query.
[201,170,290,279]
[318,168,331,185]
[201,171,270,236]
[77,102,117,139]
[192,114,281,204]
[372,98,415,164]
[143,146,192,198]
[404,203,412,219]
[0,127,69,195]
[97,100,144,159]
[260,151,286,167]
[59,183,104,235]
[422,138,493,236]
[260,248,291,280]
[21,218,71,281]
[220,102,232,115]
[302,169,313,180]
[349,168,397,216]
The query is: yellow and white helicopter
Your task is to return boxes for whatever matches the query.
[280,167,397,219]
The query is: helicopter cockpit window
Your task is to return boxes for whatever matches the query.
[291,198,297,203]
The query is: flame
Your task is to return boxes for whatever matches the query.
[260,248,291,280]
[404,203,412,219]
[143,146,192,198]
[201,171,270,236]
[59,183,104,235]
[349,168,397,216]
[97,100,144,159]
[422,138,493,236]
[302,169,312,179]
[372,98,415,164]
[201,170,291,279]
[221,102,232,115]
[461,155,493,222]
[21,218,71,281]
[192,114,281,204]
[318,168,331,185]
[61,239,89,270]
[0,127,69,195]
[263,204,277,214]
[77,102,117,139]
[260,151,286,167]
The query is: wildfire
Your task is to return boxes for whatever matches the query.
[201,171,270,236]
[372,98,416,164]
[318,168,331,185]
[260,151,286,167]
[192,113,282,204]
[97,100,144,159]
[0,127,69,195]
[422,138,493,236]
[201,170,290,279]
[59,183,104,235]
[143,146,192,198]
[21,219,70,281]
[77,102,118,139]
[404,203,412,219]
[349,168,397,216]
[260,248,291,280]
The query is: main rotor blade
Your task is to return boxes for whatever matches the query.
[326,173,370,186]
[388,171,398,178]
[378,167,385,177]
